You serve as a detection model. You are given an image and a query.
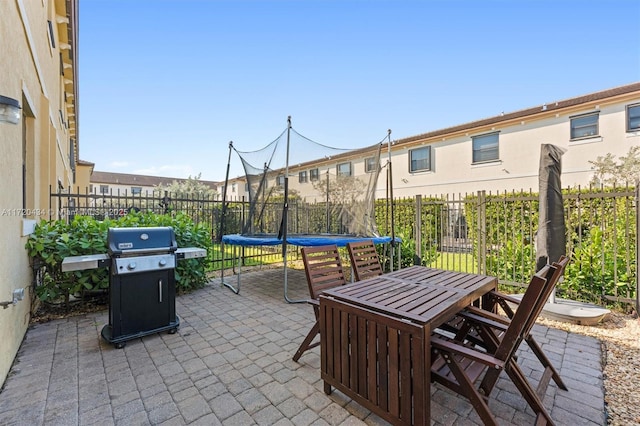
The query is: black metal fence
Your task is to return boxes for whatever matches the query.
[51,185,638,308]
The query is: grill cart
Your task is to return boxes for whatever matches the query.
[62,226,206,348]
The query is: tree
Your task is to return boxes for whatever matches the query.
[155,173,218,197]
[311,173,366,205]
[311,173,368,234]
[589,146,640,187]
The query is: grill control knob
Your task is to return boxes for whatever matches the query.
[127,262,136,271]
[159,259,167,267]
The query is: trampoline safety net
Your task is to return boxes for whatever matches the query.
[228,118,386,238]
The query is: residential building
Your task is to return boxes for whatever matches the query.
[220,177,249,201]
[89,171,219,196]
[387,82,640,198]
[0,0,80,386]
[222,82,640,201]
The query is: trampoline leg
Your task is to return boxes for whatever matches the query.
[283,253,306,304]
[222,250,241,294]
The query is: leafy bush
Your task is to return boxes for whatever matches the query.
[561,225,636,305]
[26,212,212,306]
[25,217,110,305]
[375,196,442,266]
[463,187,637,306]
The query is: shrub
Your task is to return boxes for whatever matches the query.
[26,212,212,306]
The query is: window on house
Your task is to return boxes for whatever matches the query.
[100,185,109,194]
[69,140,76,184]
[409,147,431,172]
[244,183,249,192]
[131,187,142,195]
[276,175,285,186]
[299,170,308,183]
[365,157,378,173]
[627,104,640,132]
[472,133,499,163]
[310,168,319,181]
[337,162,352,177]
[47,20,56,48]
[570,113,599,140]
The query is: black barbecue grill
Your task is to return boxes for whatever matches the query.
[105,227,179,348]
[62,226,206,348]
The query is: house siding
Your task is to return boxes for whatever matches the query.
[0,0,79,387]
[221,84,639,202]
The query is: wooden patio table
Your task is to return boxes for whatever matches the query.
[318,265,498,426]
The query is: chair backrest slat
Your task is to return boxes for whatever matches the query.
[301,245,347,300]
[522,255,570,338]
[347,240,384,282]
[494,264,554,362]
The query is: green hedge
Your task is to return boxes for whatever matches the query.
[374,197,441,267]
[462,187,637,306]
[26,212,212,306]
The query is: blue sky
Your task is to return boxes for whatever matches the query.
[79,0,640,182]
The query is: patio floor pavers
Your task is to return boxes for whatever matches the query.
[0,267,606,425]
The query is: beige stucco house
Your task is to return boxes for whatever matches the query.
[90,171,218,196]
[0,0,79,387]
[222,82,640,201]
[386,82,640,197]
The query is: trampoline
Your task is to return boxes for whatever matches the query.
[222,233,393,247]
[220,233,399,302]
[218,117,399,302]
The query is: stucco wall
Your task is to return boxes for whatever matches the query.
[0,0,77,387]
[384,96,640,198]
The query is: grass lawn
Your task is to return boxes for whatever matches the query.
[209,243,288,270]
[429,251,478,273]
[209,245,479,275]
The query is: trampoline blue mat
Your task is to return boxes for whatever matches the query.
[222,234,394,247]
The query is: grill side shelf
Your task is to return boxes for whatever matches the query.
[61,254,110,272]
[176,247,207,260]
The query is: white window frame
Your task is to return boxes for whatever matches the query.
[131,186,142,195]
[276,175,285,186]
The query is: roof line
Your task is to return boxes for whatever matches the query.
[397,81,640,145]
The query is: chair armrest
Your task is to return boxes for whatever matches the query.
[488,290,521,306]
[462,306,510,328]
[431,335,505,369]
[458,310,508,333]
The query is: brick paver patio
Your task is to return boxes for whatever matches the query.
[0,267,606,425]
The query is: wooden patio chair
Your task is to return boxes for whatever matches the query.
[292,245,347,362]
[448,255,570,392]
[346,240,383,282]
[431,264,559,425]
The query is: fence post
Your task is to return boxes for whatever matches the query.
[636,184,639,315]
[477,190,487,275]
[415,195,422,265]
[48,184,52,221]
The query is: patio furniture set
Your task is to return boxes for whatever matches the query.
[293,240,570,426]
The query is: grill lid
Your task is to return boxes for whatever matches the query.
[108,227,177,256]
